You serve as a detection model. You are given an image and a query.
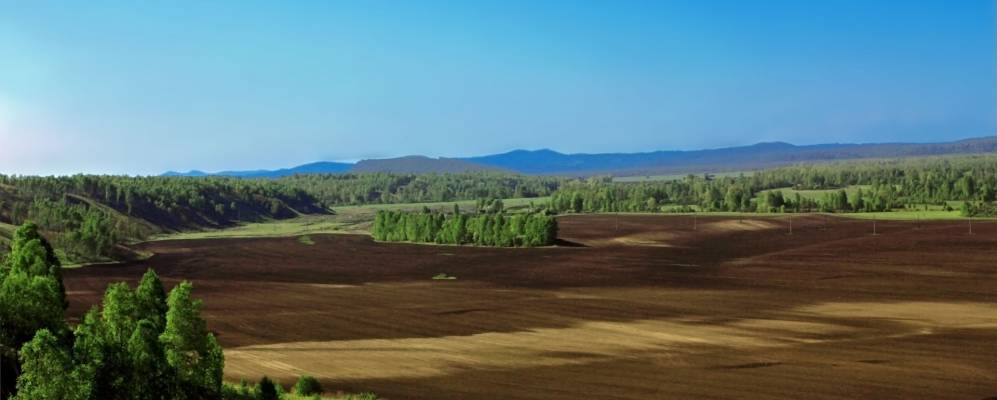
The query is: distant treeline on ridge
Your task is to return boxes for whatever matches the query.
[6,156,997,259]
[549,156,997,215]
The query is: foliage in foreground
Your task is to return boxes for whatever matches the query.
[0,222,223,400]
[223,376,377,400]
[372,209,557,247]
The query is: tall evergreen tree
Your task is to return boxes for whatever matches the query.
[160,282,224,399]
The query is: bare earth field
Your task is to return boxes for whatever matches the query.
[63,215,997,399]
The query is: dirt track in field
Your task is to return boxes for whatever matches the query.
[64,215,997,399]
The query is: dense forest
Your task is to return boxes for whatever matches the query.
[0,173,561,261]
[278,172,563,206]
[372,208,558,247]
[549,156,997,216]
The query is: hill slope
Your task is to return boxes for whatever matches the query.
[464,136,997,175]
[162,136,997,177]
[349,156,505,174]
[163,161,352,178]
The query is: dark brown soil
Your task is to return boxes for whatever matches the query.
[63,215,997,399]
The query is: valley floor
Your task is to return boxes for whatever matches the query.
[64,215,997,399]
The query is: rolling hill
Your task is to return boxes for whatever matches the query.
[350,156,505,174]
[163,161,352,178]
[462,137,997,175]
[162,136,997,177]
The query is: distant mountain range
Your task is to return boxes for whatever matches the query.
[163,161,353,178]
[350,156,503,174]
[162,136,997,178]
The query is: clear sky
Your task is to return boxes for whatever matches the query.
[1,0,994,175]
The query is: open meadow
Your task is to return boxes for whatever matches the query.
[62,214,997,399]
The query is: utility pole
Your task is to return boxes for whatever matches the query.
[969,215,974,235]
[873,217,878,236]
[788,214,793,235]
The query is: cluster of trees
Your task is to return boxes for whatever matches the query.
[0,223,223,400]
[756,186,899,213]
[22,198,122,261]
[549,156,997,215]
[278,173,564,206]
[372,208,557,247]
[961,202,997,217]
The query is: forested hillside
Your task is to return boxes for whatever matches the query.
[0,173,562,262]
[0,175,326,262]
[279,173,563,206]
[549,155,997,215]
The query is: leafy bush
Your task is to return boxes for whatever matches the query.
[259,376,280,400]
[294,375,323,396]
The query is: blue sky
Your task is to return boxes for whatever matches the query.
[0,0,994,175]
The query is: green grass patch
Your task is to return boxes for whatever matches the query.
[152,197,550,242]
[835,210,964,220]
[432,273,457,280]
[298,235,315,245]
[333,196,548,214]
[150,214,348,241]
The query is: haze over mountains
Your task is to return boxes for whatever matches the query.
[163,136,997,178]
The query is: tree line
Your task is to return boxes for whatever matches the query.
[372,208,558,247]
[548,156,997,215]
[277,172,563,206]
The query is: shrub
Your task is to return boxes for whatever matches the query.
[294,375,323,396]
[259,376,279,400]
